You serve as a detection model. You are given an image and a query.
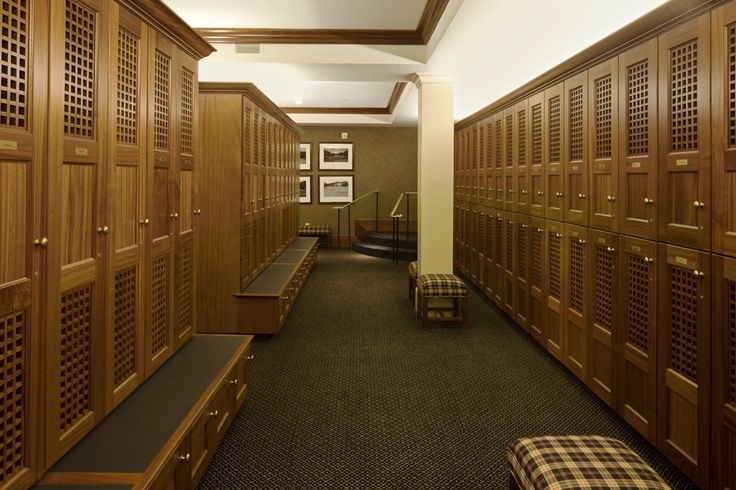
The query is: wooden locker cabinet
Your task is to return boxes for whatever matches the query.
[544,83,564,221]
[588,229,618,408]
[477,207,488,290]
[658,15,711,251]
[469,206,480,283]
[454,203,463,268]
[493,113,505,209]
[528,92,545,219]
[657,243,711,488]
[712,255,736,490]
[503,211,516,318]
[563,223,589,382]
[618,235,657,443]
[516,99,530,214]
[618,39,658,240]
[529,218,547,346]
[0,0,49,488]
[589,58,619,233]
[479,119,493,207]
[493,209,504,308]
[712,3,736,257]
[484,209,495,299]
[463,203,471,275]
[563,72,590,226]
[503,107,516,212]
[470,124,479,202]
[515,214,531,331]
[545,219,565,362]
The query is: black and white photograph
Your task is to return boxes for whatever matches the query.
[299,176,311,204]
[299,143,311,171]
[319,143,354,170]
[318,175,354,203]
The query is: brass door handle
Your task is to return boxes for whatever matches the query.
[537,191,544,195]
[692,270,705,278]
[209,410,219,419]
[555,192,563,197]
[521,224,528,229]
[96,226,109,235]
[644,198,654,205]
[693,201,705,208]
[228,378,239,385]
[139,218,150,225]
[606,247,616,252]
[33,237,49,248]
[178,453,191,464]
[577,193,587,199]
[246,355,255,360]
[606,195,616,202]
[643,257,654,264]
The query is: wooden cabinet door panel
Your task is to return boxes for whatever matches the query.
[493,113,505,209]
[545,219,565,361]
[503,108,516,211]
[515,214,530,331]
[516,99,530,214]
[493,209,504,307]
[478,208,488,289]
[544,84,564,221]
[529,92,546,218]
[484,211,494,299]
[618,39,658,240]
[563,224,589,381]
[503,211,516,318]
[479,119,493,207]
[529,218,547,346]
[563,72,589,225]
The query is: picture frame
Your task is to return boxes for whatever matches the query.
[299,143,311,171]
[299,176,312,204]
[318,175,354,203]
[319,142,353,171]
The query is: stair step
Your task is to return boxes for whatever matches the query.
[352,241,417,261]
[362,232,417,249]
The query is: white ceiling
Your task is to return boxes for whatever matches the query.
[164,0,672,125]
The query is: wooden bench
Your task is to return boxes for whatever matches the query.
[298,224,331,249]
[35,335,253,490]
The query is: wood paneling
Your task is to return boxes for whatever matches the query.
[529,92,545,218]
[563,223,589,381]
[563,72,589,225]
[515,213,530,330]
[544,84,564,221]
[545,219,565,361]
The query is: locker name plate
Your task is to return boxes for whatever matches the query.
[75,147,88,156]
[0,140,17,150]
[632,245,641,252]
[676,159,688,166]
[631,162,641,168]
[675,256,688,265]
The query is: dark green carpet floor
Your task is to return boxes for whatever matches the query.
[198,250,697,489]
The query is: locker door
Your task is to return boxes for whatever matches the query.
[493,210,504,307]
[106,6,147,410]
[480,119,492,207]
[529,218,547,346]
[470,207,479,282]
[712,3,736,257]
[493,114,504,209]
[618,235,657,443]
[0,0,47,486]
[454,203,462,267]
[618,40,658,239]
[563,72,589,225]
[589,229,618,408]
[657,243,710,487]
[516,100,530,214]
[712,255,736,490]
[545,219,565,361]
[589,58,619,232]
[658,15,711,250]
[454,133,460,200]
[515,214,530,331]
[503,212,516,318]
[563,224,589,381]
[241,100,253,288]
[471,125,479,203]
[503,108,516,211]
[46,0,109,463]
[544,84,564,221]
[478,208,487,288]
[255,111,267,270]
[463,204,471,275]
[484,211,494,299]
[529,92,545,218]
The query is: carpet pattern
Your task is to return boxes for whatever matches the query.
[198,250,697,489]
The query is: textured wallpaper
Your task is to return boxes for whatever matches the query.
[299,126,418,236]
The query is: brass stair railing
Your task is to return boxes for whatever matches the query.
[333,190,380,249]
[390,191,417,264]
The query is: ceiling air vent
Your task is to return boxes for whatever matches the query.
[235,44,261,55]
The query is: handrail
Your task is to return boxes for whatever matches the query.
[390,191,417,218]
[390,191,417,264]
[334,190,380,249]
[332,190,380,211]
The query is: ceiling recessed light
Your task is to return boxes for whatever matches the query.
[295,100,304,105]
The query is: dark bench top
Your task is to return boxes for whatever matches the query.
[240,264,296,295]
[273,249,309,264]
[288,237,319,250]
[47,335,249,475]
[33,485,132,489]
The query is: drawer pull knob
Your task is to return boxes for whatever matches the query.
[178,453,191,464]
[229,378,239,385]
[577,193,586,199]
[555,192,563,197]
[246,355,255,361]
[33,237,49,248]
[693,201,705,209]
[606,247,616,253]
[644,198,654,205]
[139,218,150,225]
[209,410,219,419]
[692,270,705,278]
[643,257,654,264]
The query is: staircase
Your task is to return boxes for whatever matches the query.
[352,232,417,261]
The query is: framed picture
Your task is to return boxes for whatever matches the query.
[319,175,354,203]
[299,143,311,171]
[299,176,311,204]
[319,143,353,171]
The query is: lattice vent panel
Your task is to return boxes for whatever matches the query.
[627,60,649,156]
[548,96,561,162]
[479,126,485,169]
[0,310,25,484]
[64,0,96,138]
[506,220,513,272]
[495,119,502,167]
[670,40,699,152]
[626,254,650,352]
[180,67,193,155]
[486,123,493,167]
[485,216,493,258]
[244,107,252,162]
[518,226,528,278]
[569,86,584,161]
[59,285,92,432]
[506,114,513,165]
[241,220,250,284]
[594,246,613,331]
[569,239,584,313]
[532,103,542,165]
[472,128,477,169]
[548,233,561,300]
[669,266,699,381]
[729,26,736,148]
[116,27,138,145]
[0,0,28,129]
[253,111,259,164]
[494,218,502,263]
[532,230,543,289]
[113,267,136,387]
[153,50,170,151]
[260,118,266,167]
[595,76,612,159]
[518,109,527,165]
[151,254,168,356]
[177,246,192,334]
[729,281,736,403]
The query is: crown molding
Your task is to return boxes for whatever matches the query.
[281,82,408,115]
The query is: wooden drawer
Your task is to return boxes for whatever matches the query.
[232,345,253,409]
[149,437,191,490]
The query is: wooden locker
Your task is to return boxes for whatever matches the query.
[493,209,504,307]
[105,5,147,411]
[618,235,657,443]
[516,99,530,214]
[563,72,590,225]
[529,218,547,346]
[503,108,516,211]
[529,92,545,218]
[480,119,493,207]
[478,207,488,289]
[454,203,462,268]
[658,15,711,251]
[503,211,516,318]
[589,58,619,232]
[712,254,736,490]
[545,219,565,361]
[470,207,479,283]
[515,214,531,331]
[46,0,110,463]
[454,133,460,200]
[618,39,658,240]
[241,100,254,287]
[471,124,479,202]
[493,113,504,209]
[484,210,495,300]
[588,229,618,408]
[563,223,589,381]
[712,3,736,257]
[544,84,564,221]
[657,243,711,487]
[0,0,48,487]
[463,204,471,275]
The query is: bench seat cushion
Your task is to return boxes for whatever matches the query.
[416,274,467,297]
[299,225,331,234]
[507,435,670,490]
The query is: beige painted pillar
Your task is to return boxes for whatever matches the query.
[413,73,454,274]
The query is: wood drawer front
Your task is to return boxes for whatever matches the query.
[233,346,253,409]
[149,437,191,490]
[209,378,235,446]
[189,411,211,487]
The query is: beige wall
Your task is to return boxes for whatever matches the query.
[299,126,418,235]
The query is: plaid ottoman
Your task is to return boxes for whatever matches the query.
[507,435,670,489]
[298,225,331,248]
[408,261,419,300]
[416,274,468,329]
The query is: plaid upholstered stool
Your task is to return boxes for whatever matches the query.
[298,224,331,248]
[507,435,670,489]
[408,261,418,300]
[415,274,468,329]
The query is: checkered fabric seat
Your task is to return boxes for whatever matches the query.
[408,261,418,279]
[298,224,331,234]
[507,435,670,490]
[416,274,467,297]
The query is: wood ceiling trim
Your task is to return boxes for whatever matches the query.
[281,82,408,115]
[195,0,450,45]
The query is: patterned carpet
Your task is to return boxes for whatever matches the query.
[198,250,697,489]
